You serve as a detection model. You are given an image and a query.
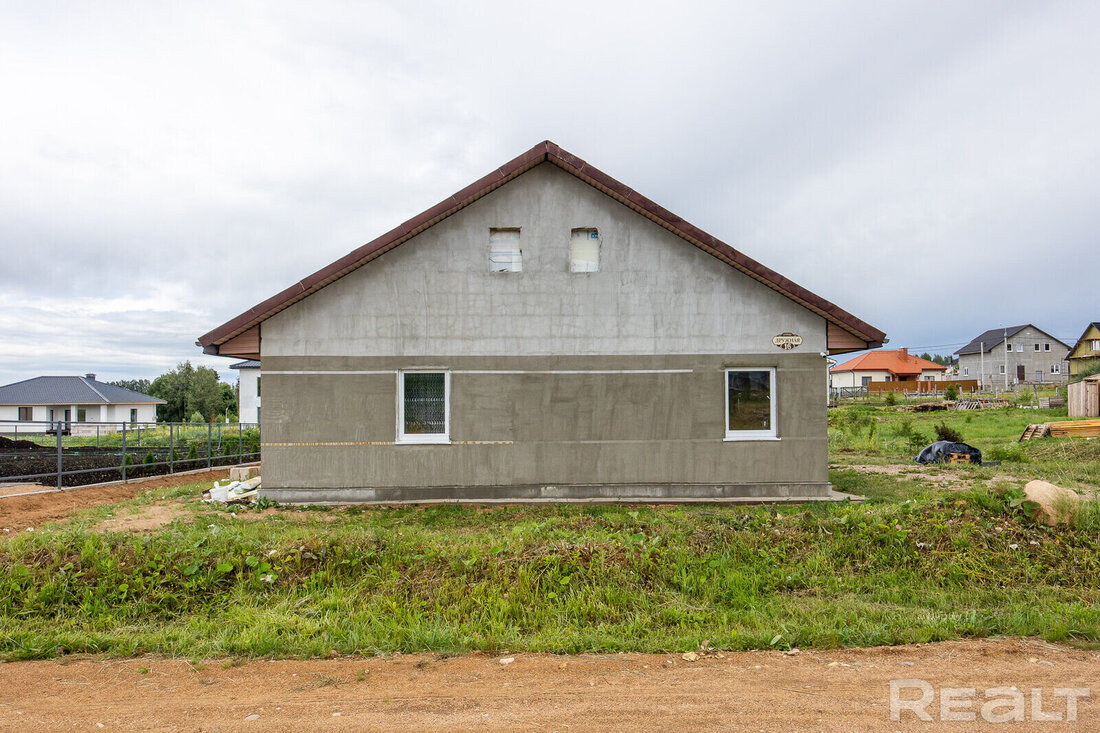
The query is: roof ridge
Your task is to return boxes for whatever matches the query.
[81,376,110,403]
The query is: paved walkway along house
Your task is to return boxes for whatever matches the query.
[199,142,884,503]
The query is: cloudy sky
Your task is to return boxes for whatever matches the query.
[2,1,1098,387]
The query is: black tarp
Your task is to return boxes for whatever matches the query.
[915,440,982,465]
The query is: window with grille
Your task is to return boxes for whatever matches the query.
[725,368,777,440]
[398,371,450,443]
[488,228,521,272]
[570,228,600,272]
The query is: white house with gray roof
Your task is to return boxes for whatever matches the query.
[229,360,261,423]
[0,374,165,434]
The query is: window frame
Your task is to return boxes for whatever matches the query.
[1034,343,1041,352]
[999,364,1006,375]
[396,369,451,444]
[963,367,969,377]
[724,367,778,442]
[17,406,32,421]
[488,228,522,273]
[1051,363,1061,375]
[1016,344,1023,352]
[569,228,601,272]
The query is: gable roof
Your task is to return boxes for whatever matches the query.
[1068,322,1100,360]
[0,376,166,405]
[830,350,947,376]
[198,141,885,357]
[957,325,1069,356]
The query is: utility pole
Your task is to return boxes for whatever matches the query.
[1004,328,1010,390]
[980,341,985,391]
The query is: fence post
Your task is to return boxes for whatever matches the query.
[169,423,175,475]
[207,423,212,470]
[56,424,62,491]
[122,422,127,481]
[238,422,242,464]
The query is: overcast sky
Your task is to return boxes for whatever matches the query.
[2,1,1098,387]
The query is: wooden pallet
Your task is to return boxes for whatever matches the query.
[1019,424,1051,441]
[945,452,976,464]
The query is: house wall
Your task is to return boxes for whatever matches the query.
[0,403,157,434]
[957,327,1069,386]
[1068,325,1100,377]
[829,369,892,389]
[259,162,832,502]
[236,368,261,423]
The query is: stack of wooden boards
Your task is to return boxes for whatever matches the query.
[1019,419,1100,441]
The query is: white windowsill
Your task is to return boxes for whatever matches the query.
[724,435,781,442]
[396,435,452,445]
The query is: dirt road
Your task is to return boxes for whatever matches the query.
[1,639,1096,731]
[0,469,229,533]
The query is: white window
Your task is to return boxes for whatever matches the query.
[17,406,32,421]
[1051,363,1061,375]
[488,228,521,272]
[1092,339,1100,351]
[1016,344,1023,352]
[725,368,777,441]
[398,370,450,443]
[963,367,969,376]
[570,228,600,272]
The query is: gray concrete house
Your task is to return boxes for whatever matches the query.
[199,142,884,504]
[955,325,1070,387]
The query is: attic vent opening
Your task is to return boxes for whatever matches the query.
[570,228,600,272]
[489,228,521,272]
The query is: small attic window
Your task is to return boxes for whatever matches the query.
[489,228,521,272]
[570,228,600,272]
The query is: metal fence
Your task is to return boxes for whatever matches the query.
[0,421,260,491]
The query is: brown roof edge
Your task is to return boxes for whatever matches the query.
[199,140,885,351]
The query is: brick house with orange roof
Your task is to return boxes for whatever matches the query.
[829,348,946,390]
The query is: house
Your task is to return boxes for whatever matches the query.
[230,360,261,423]
[1066,322,1100,378]
[829,348,947,389]
[955,325,1070,386]
[198,141,884,504]
[0,374,165,434]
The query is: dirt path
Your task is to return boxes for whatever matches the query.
[1,639,1096,731]
[0,469,229,533]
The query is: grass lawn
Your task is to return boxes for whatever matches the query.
[2,403,1098,661]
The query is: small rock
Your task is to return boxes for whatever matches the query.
[1039,660,1055,667]
[1028,657,1038,663]
[1009,543,1019,549]
[498,657,515,666]
[244,714,260,721]
[1024,480,1083,526]
[332,712,342,716]
[783,648,800,656]
[681,652,699,662]
[898,662,914,667]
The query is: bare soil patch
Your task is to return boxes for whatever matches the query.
[0,469,229,534]
[95,503,190,533]
[1,638,1095,731]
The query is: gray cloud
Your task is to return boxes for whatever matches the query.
[1,0,1098,386]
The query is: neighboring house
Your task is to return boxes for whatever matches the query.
[955,325,1070,386]
[829,348,947,388]
[198,141,884,504]
[0,374,165,434]
[1066,322,1100,378]
[230,360,261,424]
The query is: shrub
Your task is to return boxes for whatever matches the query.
[189,411,205,424]
[884,391,897,406]
[143,451,155,465]
[944,384,959,401]
[186,444,199,461]
[933,421,963,443]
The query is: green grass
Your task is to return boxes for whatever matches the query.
[2,470,1099,660]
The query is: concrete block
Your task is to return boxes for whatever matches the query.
[229,464,261,481]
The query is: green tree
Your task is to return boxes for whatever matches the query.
[148,362,236,422]
[109,378,152,394]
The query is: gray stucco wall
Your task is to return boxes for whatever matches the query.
[258,162,832,502]
[263,163,826,358]
[261,353,829,503]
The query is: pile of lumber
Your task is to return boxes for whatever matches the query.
[1020,419,1100,441]
[1048,419,1100,438]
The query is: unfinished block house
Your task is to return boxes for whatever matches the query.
[199,142,884,503]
